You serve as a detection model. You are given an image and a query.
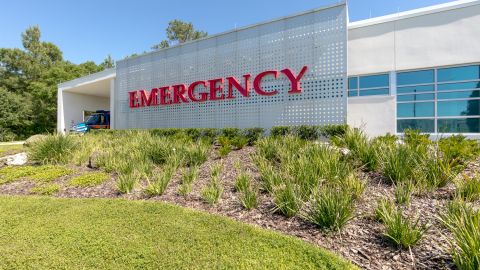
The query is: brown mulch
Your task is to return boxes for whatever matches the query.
[2,147,478,270]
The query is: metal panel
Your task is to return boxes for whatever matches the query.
[115,3,347,130]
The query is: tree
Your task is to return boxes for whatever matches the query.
[101,55,115,69]
[151,20,208,50]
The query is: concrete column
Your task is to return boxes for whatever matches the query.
[110,78,115,129]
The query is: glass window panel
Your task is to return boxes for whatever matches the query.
[348,90,358,97]
[438,118,480,133]
[437,81,480,91]
[438,65,480,82]
[397,119,435,133]
[438,100,480,117]
[397,93,435,102]
[359,74,389,89]
[397,84,434,94]
[397,102,435,118]
[348,77,358,90]
[359,88,389,96]
[438,90,480,100]
[397,70,434,86]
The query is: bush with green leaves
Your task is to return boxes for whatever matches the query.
[439,135,480,168]
[439,200,480,270]
[419,153,455,191]
[218,145,232,158]
[221,127,240,138]
[294,125,318,140]
[184,128,201,140]
[318,124,348,138]
[28,134,78,164]
[455,174,480,202]
[183,143,209,167]
[217,136,230,147]
[231,136,249,150]
[376,199,428,249]
[243,127,264,145]
[304,187,355,232]
[332,127,379,171]
[270,126,292,137]
[234,172,250,193]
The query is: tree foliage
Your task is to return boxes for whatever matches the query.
[0,26,111,141]
[152,20,207,50]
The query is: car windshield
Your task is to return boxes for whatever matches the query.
[85,114,100,125]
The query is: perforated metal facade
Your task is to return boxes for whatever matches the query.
[114,3,347,130]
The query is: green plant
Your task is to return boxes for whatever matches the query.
[144,139,173,165]
[217,136,231,147]
[456,174,480,202]
[221,127,240,138]
[234,172,251,193]
[145,167,174,196]
[318,124,348,138]
[178,166,199,196]
[117,172,138,194]
[239,187,258,210]
[272,182,302,218]
[395,181,414,205]
[294,125,318,140]
[419,154,455,191]
[218,145,232,158]
[29,184,60,195]
[28,134,78,164]
[184,128,202,140]
[183,144,209,167]
[201,178,223,205]
[305,188,354,232]
[270,126,292,137]
[381,145,418,184]
[255,137,280,163]
[256,158,283,193]
[231,136,248,150]
[439,200,480,270]
[439,135,480,167]
[243,128,264,145]
[69,172,110,187]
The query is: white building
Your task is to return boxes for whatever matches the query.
[58,0,480,137]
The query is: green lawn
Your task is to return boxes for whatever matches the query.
[0,196,356,270]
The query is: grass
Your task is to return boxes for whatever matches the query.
[69,172,110,187]
[178,166,199,196]
[0,165,73,184]
[0,196,356,270]
[201,164,223,205]
[28,134,77,164]
[455,174,480,202]
[29,184,60,195]
[145,167,175,196]
[0,144,24,157]
[117,172,138,194]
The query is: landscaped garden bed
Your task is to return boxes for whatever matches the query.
[0,126,479,270]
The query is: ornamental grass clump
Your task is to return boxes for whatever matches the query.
[183,143,209,167]
[439,200,480,270]
[201,164,223,205]
[239,187,258,210]
[304,187,355,232]
[230,136,248,150]
[381,144,418,185]
[395,181,414,205]
[272,182,302,218]
[178,166,199,196]
[455,174,480,202]
[117,172,139,194]
[29,134,78,164]
[439,135,480,168]
[145,166,175,196]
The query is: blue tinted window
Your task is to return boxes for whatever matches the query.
[397,102,434,118]
[348,77,358,89]
[397,70,434,86]
[438,65,480,82]
[397,85,434,94]
[359,88,389,96]
[397,119,435,133]
[397,93,434,102]
[438,118,480,133]
[348,90,358,97]
[438,90,480,100]
[359,74,389,89]
[438,100,480,117]
[437,82,480,91]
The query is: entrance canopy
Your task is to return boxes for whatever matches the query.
[57,68,115,133]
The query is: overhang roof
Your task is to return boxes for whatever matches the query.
[58,68,115,98]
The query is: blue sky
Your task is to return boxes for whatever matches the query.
[0,0,455,64]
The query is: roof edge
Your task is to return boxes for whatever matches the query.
[348,0,480,29]
[58,68,116,90]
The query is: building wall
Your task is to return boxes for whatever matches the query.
[59,92,109,132]
[348,2,480,75]
[347,96,396,137]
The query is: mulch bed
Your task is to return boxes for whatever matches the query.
[2,147,478,269]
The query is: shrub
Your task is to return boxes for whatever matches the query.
[439,135,480,167]
[117,172,138,194]
[455,174,480,202]
[381,145,418,184]
[318,124,348,138]
[144,140,173,165]
[439,200,480,270]
[304,188,355,232]
[183,144,209,167]
[395,181,414,205]
[184,128,201,140]
[239,187,258,210]
[294,125,318,140]
[70,172,110,187]
[273,182,302,218]
[145,167,174,196]
[29,134,77,164]
[231,136,248,150]
[243,128,264,145]
[333,127,379,171]
[29,184,60,195]
[377,201,428,249]
[221,127,240,138]
[403,129,431,149]
[270,126,292,137]
[218,145,232,158]
[200,128,218,142]
[217,136,231,147]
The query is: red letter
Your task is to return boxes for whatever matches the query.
[209,78,224,100]
[226,75,251,99]
[253,70,279,96]
[128,91,139,108]
[139,88,158,107]
[281,66,308,94]
[172,84,189,104]
[159,86,172,105]
[188,81,208,102]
